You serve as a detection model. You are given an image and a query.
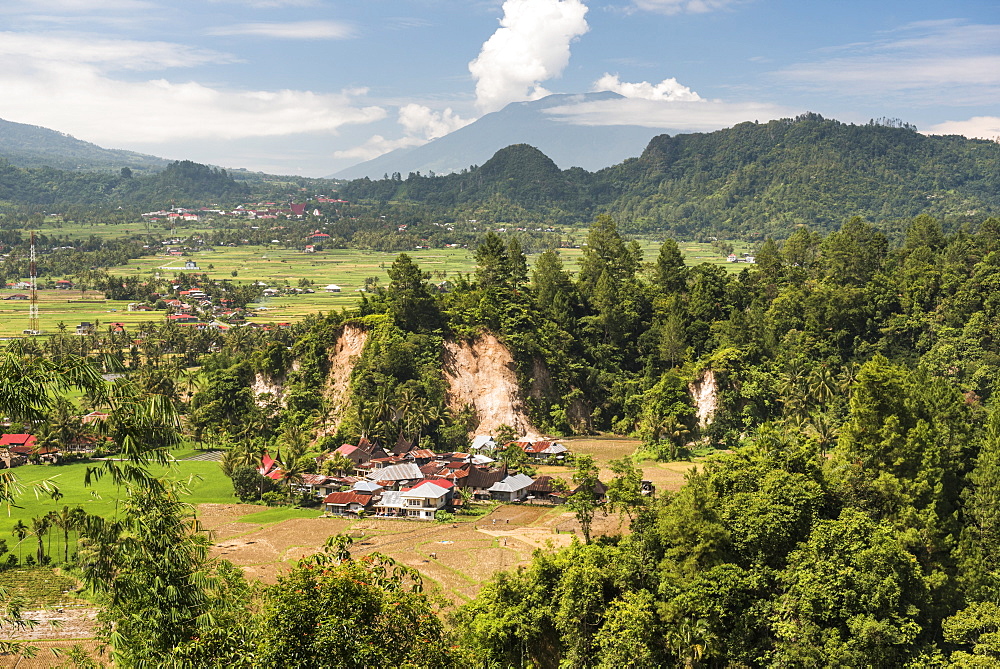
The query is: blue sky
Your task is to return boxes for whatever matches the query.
[1,0,997,176]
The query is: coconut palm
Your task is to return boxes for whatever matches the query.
[11,520,28,563]
[30,515,50,565]
[807,412,840,457]
[0,342,106,423]
[808,367,838,409]
[277,461,305,503]
[50,506,85,564]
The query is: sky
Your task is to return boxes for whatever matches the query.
[1,0,998,177]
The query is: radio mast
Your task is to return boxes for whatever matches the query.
[25,231,40,335]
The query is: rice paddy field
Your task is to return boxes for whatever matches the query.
[2,219,747,338]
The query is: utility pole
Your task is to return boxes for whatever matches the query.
[24,231,40,335]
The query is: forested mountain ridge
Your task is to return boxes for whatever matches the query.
[0,117,169,173]
[341,114,1000,238]
[606,113,1000,237]
[0,158,249,207]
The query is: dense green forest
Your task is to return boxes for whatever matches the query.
[0,159,249,207]
[7,209,1000,665]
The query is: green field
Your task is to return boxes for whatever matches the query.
[1,457,239,563]
[2,227,746,337]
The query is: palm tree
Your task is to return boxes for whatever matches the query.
[669,616,716,668]
[807,412,840,457]
[662,416,692,461]
[51,506,85,564]
[277,461,305,504]
[12,520,28,563]
[321,452,355,477]
[838,361,861,396]
[30,515,50,565]
[808,367,838,409]
[407,397,433,444]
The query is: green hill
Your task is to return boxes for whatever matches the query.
[0,158,248,207]
[341,114,1000,237]
[0,117,169,173]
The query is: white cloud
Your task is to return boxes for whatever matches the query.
[208,21,355,40]
[925,116,1000,141]
[545,96,794,130]
[776,20,1000,105]
[469,0,589,113]
[630,0,742,15]
[0,33,385,145]
[398,104,472,140]
[592,73,702,101]
[332,135,425,162]
[0,32,235,70]
[334,104,473,163]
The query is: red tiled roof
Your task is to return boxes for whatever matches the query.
[323,491,372,506]
[0,434,35,447]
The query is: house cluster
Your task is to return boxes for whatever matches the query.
[258,435,581,520]
[726,253,756,263]
[142,203,312,223]
[0,413,109,469]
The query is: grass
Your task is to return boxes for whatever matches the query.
[235,506,322,525]
[1,233,743,337]
[0,458,238,563]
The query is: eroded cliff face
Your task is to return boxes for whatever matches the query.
[443,333,541,438]
[689,368,719,428]
[251,373,285,406]
[319,324,370,435]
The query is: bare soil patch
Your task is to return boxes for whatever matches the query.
[200,502,605,604]
[539,435,698,493]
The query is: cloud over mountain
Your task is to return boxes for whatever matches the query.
[469,0,589,113]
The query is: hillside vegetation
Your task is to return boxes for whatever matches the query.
[341,114,1000,238]
[0,158,248,207]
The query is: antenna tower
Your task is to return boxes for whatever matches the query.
[27,231,39,335]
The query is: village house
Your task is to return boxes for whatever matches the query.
[0,434,36,468]
[323,491,374,516]
[526,475,566,504]
[397,479,453,520]
[487,473,535,503]
[509,440,569,462]
[365,462,424,490]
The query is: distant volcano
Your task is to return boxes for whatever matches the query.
[330,92,657,179]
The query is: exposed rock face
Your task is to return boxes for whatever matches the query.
[443,333,541,438]
[320,323,370,434]
[251,373,285,406]
[689,368,719,428]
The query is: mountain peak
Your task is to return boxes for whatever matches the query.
[330,92,651,179]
